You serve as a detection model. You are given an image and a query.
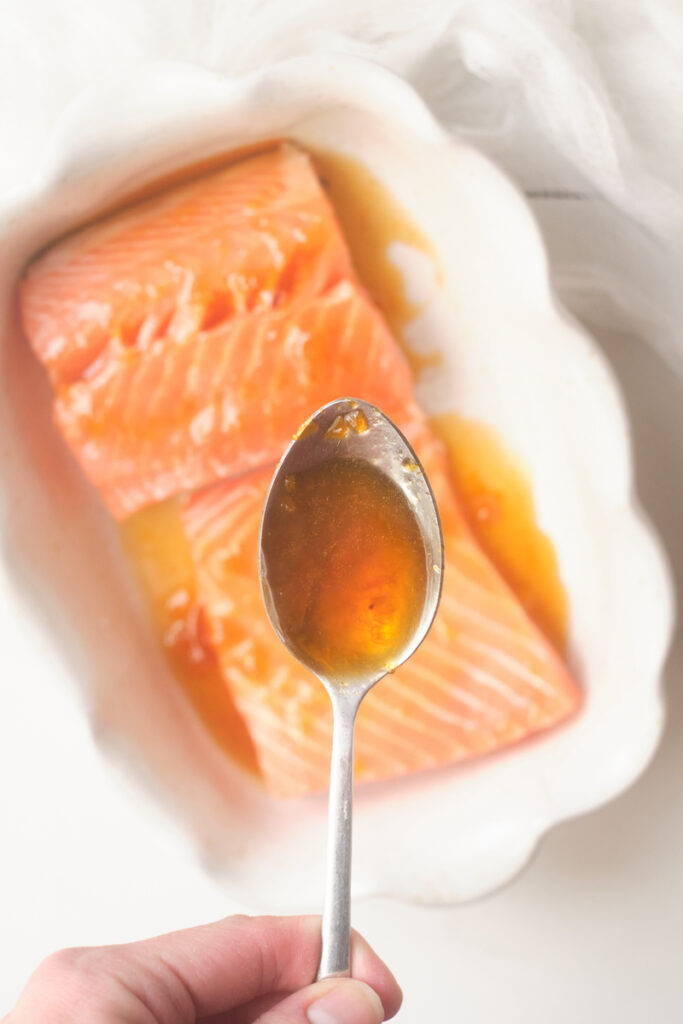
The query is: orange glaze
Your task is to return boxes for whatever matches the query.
[118,499,259,774]
[261,457,428,683]
[430,415,568,653]
[311,147,444,378]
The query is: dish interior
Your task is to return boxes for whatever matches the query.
[0,61,671,905]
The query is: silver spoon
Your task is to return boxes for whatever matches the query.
[258,397,443,979]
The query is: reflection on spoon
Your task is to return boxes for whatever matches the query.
[259,397,443,979]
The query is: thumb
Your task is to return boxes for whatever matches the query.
[257,977,387,1024]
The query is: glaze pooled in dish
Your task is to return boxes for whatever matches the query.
[20,143,581,797]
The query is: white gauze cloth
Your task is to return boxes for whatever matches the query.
[2,0,683,375]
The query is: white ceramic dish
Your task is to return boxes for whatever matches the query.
[0,55,674,907]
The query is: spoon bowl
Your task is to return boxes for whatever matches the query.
[259,397,443,977]
[260,398,444,686]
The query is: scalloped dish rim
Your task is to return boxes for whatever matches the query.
[0,54,674,907]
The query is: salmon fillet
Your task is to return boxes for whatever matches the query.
[182,418,580,798]
[22,145,352,391]
[51,280,416,518]
[21,144,374,517]
[21,141,581,796]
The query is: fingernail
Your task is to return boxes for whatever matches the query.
[307,979,384,1024]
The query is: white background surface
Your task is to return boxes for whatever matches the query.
[2,2,682,1021]
[3,328,681,1022]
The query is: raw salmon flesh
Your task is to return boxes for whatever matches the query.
[20,143,581,796]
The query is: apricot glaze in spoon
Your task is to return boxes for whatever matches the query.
[259,397,443,979]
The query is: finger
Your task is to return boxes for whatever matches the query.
[349,928,402,1018]
[103,913,317,1020]
[253,978,387,1024]
[126,915,401,1020]
[199,960,403,1024]
[7,916,401,1024]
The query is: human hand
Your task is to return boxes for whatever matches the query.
[5,914,402,1023]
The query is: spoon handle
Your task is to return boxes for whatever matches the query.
[317,692,360,980]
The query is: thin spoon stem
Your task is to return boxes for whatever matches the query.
[317,691,360,979]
